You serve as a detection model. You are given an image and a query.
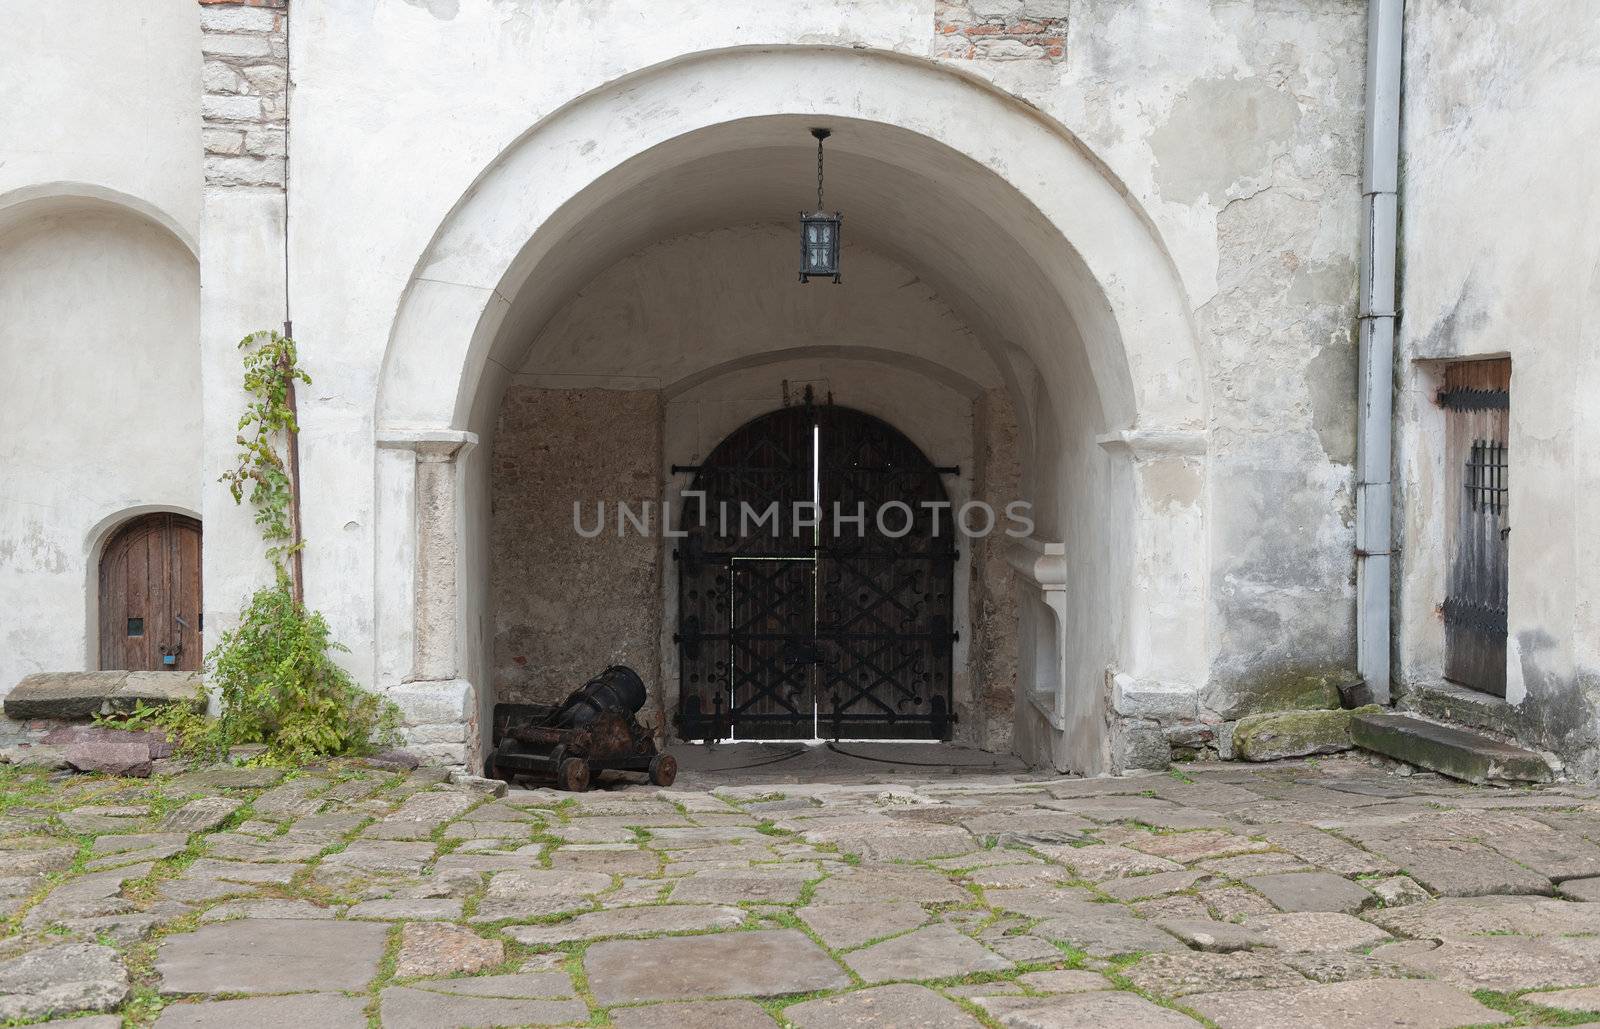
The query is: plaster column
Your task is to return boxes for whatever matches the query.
[375,429,479,769]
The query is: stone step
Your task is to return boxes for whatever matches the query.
[1350,711,1553,785]
[3,671,205,721]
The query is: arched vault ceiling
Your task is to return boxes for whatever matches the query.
[480,116,1111,432]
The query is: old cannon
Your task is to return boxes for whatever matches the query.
[487,666,676,792]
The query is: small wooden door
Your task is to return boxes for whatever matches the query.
[1442,359,1510,696]
[99,514,202,672]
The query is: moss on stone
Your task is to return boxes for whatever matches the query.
[1205,668,1356,721]
[1233,707,1373,761]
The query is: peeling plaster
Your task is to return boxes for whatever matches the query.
[1150,77,1299,206]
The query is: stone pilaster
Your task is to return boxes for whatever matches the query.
[375,431,479,770]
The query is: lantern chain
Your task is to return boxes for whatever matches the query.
[816,133,825,211]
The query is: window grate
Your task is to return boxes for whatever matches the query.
[1465,439,1508,514]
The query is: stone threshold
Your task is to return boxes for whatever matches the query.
[3,670,205,721]
[1351,709,1554,785]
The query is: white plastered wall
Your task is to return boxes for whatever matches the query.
[0,0,201,698]
[1396,0,1600,772]
[0,204,201,694]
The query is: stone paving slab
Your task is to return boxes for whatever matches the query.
[395,920,505,977]
[786,984,983,1027]
[469,867,613,921]
[981,990,1204,1027]
[0,942,128,1022]
[842,925,1012,982]
[1184,979,1510,1028]
[153,993,369,1028]
[1365,894,1600,938]
[1374,935,1600,991]
[1366,839,1556,896]
[155,919,387,994]
[504,903,746,944]
[1521,985,1600,1014]
[1124,950,1308,997]
[378,986,589,1029]
[798,901,929,950]
[610,998,778,1027]
[586,929,851,1003]
[1242,871,1374,913]
[1238,911,1393,952]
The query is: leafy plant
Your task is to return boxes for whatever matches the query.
[102,329,398,764]
[204,573,398,763]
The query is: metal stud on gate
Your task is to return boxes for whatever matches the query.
[799,128,842,283]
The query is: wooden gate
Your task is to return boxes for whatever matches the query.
[1442,359,1510,696]
[676,403,956,740]
[99,513,202,672]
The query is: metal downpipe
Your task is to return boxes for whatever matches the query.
[1356,0,1404,704]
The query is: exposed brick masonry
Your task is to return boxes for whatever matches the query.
[200,2,289,188]
[935,0,1068,61]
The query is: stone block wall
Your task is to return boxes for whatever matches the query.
[968,388,1022,752]
[490,387,665,729]
[200,0,288,189]
[387,679,478,769]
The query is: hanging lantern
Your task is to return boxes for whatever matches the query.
[799,128,842,283]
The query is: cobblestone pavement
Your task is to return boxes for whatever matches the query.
[8,752,1600,1027]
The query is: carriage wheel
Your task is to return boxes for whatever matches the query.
[556,757,591,792]
[648,752,678,787]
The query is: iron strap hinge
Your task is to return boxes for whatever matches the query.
[1437,387,1510,410]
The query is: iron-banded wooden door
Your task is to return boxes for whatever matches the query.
[1442,359,1510,696]
[99,513,202,672]
[817,408,955,739]
[677,406,816,739]
[675,403,956,740]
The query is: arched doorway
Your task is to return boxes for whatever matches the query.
[373,47,1211,772]
[98,513,202,672]
[677,402,956,741]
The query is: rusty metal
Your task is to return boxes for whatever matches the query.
[488,666,674,791]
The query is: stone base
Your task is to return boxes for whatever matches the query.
[0,715,63,749]
[383,679,479,770]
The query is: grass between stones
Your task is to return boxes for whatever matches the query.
[361,922,405,1029]
[1470,988,1600,1027]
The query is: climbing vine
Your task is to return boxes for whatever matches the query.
[220,330,307,578]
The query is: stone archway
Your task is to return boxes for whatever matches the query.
[374,47,1209,774]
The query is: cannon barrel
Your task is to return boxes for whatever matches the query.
[488,665,671,791]
[549,665,648,730]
